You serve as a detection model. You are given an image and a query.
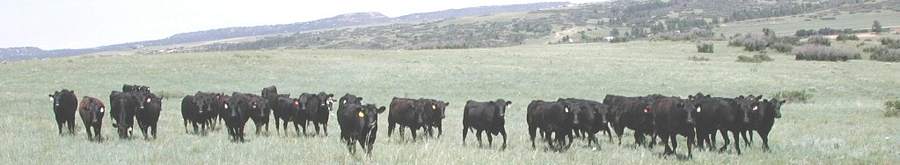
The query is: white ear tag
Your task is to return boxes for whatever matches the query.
[224,104,229,109]
[100,108,105,113]
[752,106,758,111]
[696,107,701,113]
[564,108,570,113]
[358,112,365,118]
[432,105,437,110]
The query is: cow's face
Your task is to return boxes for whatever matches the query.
[438,102,449,119]
[679,101,696,125]
[495,99,511,118]
[49,92,60,108]
[362,105,386,128]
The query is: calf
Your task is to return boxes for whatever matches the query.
[272,94,295,134]
[261,86,279,131]
[604,95,654,147]
[78,96,105,141]
[462,99,511,149]
[49,89,78,135]
[388,97,427,141]
[308,92,334,136]
[294,93,319,135]
[527,100,574,151]
[651,97,695,158]
[337,103,386,156]
[559,98,611,150]
[181,95,204,134]
[239,93,269,135]
[110,91,142,138]
[420,99,449,138]
[749,98,784,151]
[136,93,162,139]
[224,92,253,142]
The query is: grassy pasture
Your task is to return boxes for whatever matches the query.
[716,11,900,36]
[1,41,898,164]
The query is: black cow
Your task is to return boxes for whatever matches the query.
[559,98,611,150]
[237,93,269,135]
[462,99,511,149]
[193,92,221,131]
[110,91,143,138]
[294,93,318,136]
[337,103,386,156]
[224,92,255,142]
[272,94,295,134]
[181,95,205,134]
[78,96,105,141]
[690,94,751,154]
[308,92,334,136]
[651,97,696,158]
[262,86,280,131]
[135,93,161,139]
[420,99,449,138]
[527,100,574,151]
[604,95,654,147]
[748,98,784,151]
[49,89,78,135]
[387,97,429,141]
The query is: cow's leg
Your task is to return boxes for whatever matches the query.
[528,126,537,149]
[475,130,483,147]
[56,121,64,135]
[544,131,554,150]
[67,119,76,134]
[411,128,418,142]
[687,133,694,159]
[718,129,730,153]
[486,131,494,147]
[461,126,468,145]
[84,123,93,141]
[760,129,771,151]
[322,122,327,136]
[313,122,321,135]
[662,134,673,155]
[192,121,199,134]
[741,130,751,147]
[183,119,189,133]
[732,130,742,155]
[293,122,300,136]
[151,124,158,139]
[500,128,507,150]
[387,122,396,137]
[95,124,103,141]
[437,125,443,138]
[274,117,280,133]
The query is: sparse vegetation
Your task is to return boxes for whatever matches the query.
[807,35,832,46]
[774,89,814,103]
[793,44,860,61]
[688,56,710,61]
[881,38,900,49]
[870,48,900,62]
[835,34,859,41]
[737,54,773,63]
[771,42,794,53]
[885,100,900,117]
[697,43,714,53]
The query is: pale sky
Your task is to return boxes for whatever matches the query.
[0,0,601,49]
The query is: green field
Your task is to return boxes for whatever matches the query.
[716,10,900,36]
[1,41,898,164]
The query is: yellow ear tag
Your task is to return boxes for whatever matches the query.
[358,112,365,118]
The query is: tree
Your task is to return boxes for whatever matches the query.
[873,20,883,34]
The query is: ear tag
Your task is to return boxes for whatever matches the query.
[696,107,701,113]
[432,105,437,110]
[100,108,105,113]
[358,112,365,118]
[565,107,570,113]
[752,106,758,111]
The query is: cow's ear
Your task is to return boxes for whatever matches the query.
[444,102,450,106]
[755,95,763,100]
[688,95,694,100]
[738,95,744,99]
[779,100,786,104]
[49,94,53,98]
[705,94,711,98]
[506,101,512,105]
[376,106,386,113]
[359,97,364,101]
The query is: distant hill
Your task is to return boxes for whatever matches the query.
[1,2,569,60]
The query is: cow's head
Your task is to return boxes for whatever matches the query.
[494,99,511,118]
[318,93,334,112]
[49,91,60,108]
[362,104,387,128]
[437,101,449,119]
[678,101,696,125]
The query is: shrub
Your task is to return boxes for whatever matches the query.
[688,56,710,61]
[729,34,769,51]
[771,42,794,53]
[610,37,629,43]
[835,34,859,41]
[807,35,831,46]
[697,43,714,53]
[736,54,772,63]
[881,38,900,49]
[773,90,813,103]
[870,48,900,62]
[885,100,900,117]
[793,45,861,61]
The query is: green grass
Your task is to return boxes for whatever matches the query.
[1,41,899,164]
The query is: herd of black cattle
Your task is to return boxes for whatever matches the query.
[48,85,785,158]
